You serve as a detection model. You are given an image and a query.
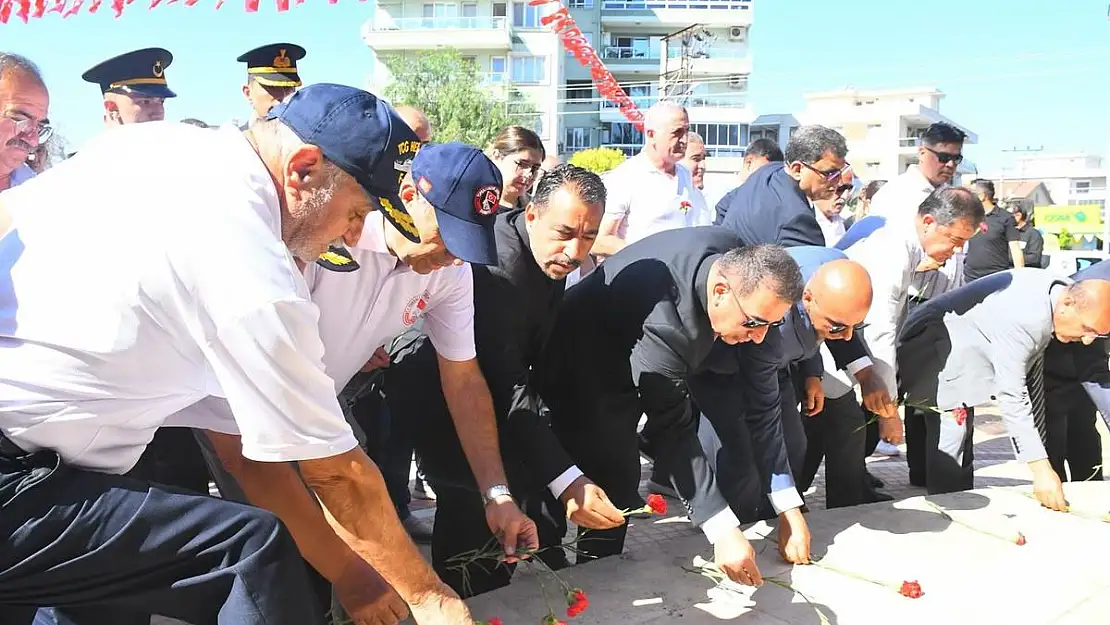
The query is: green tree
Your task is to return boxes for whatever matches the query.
[1057,228,1074,251]
[382,49,536,148]
[568,147,626,174]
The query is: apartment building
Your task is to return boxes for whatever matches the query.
[361,0,756,167]
[977,153,1107,213]
[796,87,978,184]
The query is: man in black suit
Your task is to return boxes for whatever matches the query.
[536,231,811,586]
[382,165,627,597]
[716,125,849,246]
[707,246,874,522]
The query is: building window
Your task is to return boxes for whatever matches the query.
[1073,180,1092,195]
[565,127,592,151]
[512,1,541,28]
[567,32,593,56]
[567,0,593,6]
[493,1,506,16]
[606,122,644,148]
[461,1,477,24]
[490,56,507,83]
[609,35,660,59]
[510,55,547,83]
[690,123,745,157]
[565,80,594,103]
[422,2,458,27]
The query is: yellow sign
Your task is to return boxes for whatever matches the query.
[1033,204,1103,235]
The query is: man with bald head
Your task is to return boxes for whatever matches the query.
[593,101,709,257]
[700,246,875,522]
[898,270,1110,509]
[394,104,432,144]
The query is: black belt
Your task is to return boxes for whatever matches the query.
[0,428,27,457]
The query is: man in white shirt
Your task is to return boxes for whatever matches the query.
[593,102,709,257]
[0,85,471,625]
[825,186,986,456]
[0,52,49,192]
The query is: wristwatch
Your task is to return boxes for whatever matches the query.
[482,484,513,505]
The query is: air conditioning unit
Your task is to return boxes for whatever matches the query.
[728,74,748,90]
[728,26,745,41]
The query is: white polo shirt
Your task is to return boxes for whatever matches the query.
[304,212,476,393]
[0,122,357,474]
[603,152,710,244]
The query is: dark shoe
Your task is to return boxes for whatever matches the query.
[865,490,894,503]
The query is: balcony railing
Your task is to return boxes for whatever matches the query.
[666,47,749,59]
[603,92,747,109]
[367,16,509,31]
[898,137,923,148]
[603,143,745,157]
[602,0,751,9]
[603,46,661,60]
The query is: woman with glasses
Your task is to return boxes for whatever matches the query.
[485,125,546,213]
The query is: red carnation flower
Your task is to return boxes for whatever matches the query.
[543,615,568,625]
[646,493,667,515]
[899,580,924,599]
[1016,533,1027,546]
[952,406,968,426]
[566,588,589,617]
[490,619,504,625]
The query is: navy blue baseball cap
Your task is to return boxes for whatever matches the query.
[266,83,423,243]
[411,142,503,266]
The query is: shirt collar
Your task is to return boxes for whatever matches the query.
[9,164,35,187]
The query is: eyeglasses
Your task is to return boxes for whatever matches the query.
[801,161,852,183]
[828,320,869,335]
[5,114,52,143]
[924,146,963,165]
[723,277,786,328]
[515,158,541,176]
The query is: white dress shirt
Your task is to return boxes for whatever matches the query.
[602,152,711,245]
[0,123,357,474]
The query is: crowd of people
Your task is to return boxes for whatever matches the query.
[2,41,1110,625]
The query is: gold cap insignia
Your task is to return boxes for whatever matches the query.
[152,60,164,78]
[316,246,361,273]
[273,49,292,69]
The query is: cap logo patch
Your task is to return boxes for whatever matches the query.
[380,197,419,238]
[418,176,433,195]
[273,49,292,69]
[402,290,432,327]
[152,60,164,78]
[474,184,501,216]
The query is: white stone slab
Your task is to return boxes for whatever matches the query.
[465,483,1110,625]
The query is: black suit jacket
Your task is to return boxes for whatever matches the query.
[537,226,756,527]
[717,163,826,248]
[472,209,576,487]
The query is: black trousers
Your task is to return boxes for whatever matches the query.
[383,337,567,598]
[1045,381,1104,482]
[689,369,802,523]
[798,393,868,508]
[128,427,212,495]
[0,444,320,625]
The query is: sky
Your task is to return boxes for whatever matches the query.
[1,0,1108,171]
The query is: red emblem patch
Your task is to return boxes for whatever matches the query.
[401,291,431,327]
[474,184,501,216]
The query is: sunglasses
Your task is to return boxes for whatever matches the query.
[724,277,786,328]
[924,146,964,165]
[800,161,852,184]
[828,320,869,335]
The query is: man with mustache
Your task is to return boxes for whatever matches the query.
[0,84,474,625]
[82,48,176,126]
[382,164,625,597]
[0,52,49,192]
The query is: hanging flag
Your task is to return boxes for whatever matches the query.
[528,0,644,131]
